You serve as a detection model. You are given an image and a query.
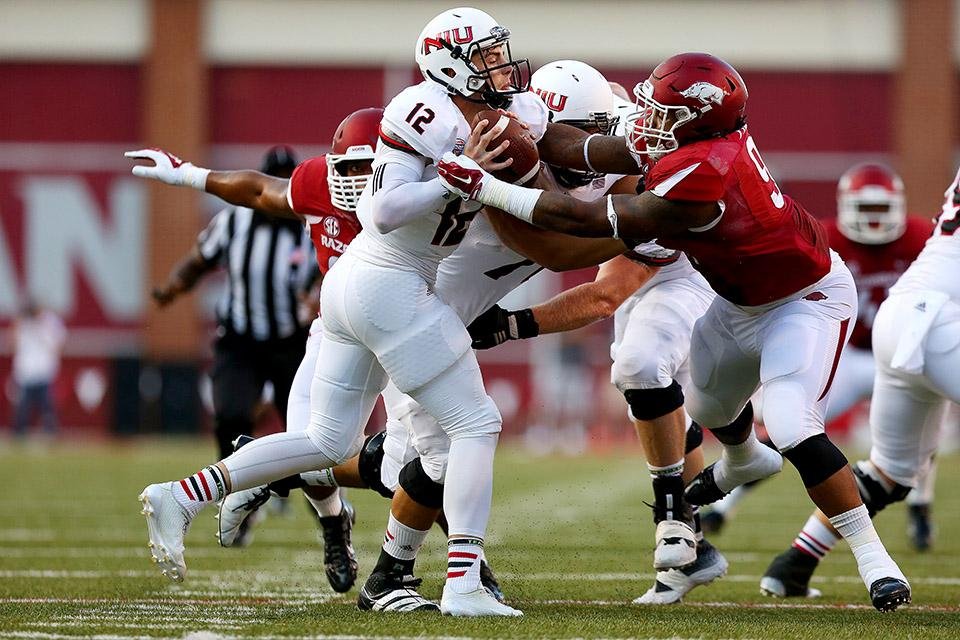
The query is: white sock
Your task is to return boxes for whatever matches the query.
[792,514,840,560]
[714,432,781,492]
[446,537,484,594]
[307,489,342,518]
[443,434,498,539]
[382,513,429,561]
[829,505,906,587]
[172,466,226,517]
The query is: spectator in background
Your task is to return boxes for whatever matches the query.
[11,298,66,437]
[151,146,319,465]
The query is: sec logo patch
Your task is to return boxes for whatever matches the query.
[323,216,341,238]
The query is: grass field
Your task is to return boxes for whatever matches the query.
[1,439,959,639]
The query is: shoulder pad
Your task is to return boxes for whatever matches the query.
[381,82,460,163]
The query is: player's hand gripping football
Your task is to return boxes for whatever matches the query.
[466,304,540,350]
[125,148,210,190]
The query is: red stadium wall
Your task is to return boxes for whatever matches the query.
[0,62,923,438]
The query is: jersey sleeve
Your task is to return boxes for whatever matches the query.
[196,207,232,263]
[286,156,332,216]
[380,84,459,163]
[647,157,724,202]
[511,91,550,142]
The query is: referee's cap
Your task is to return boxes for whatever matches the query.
[260,145,298,177]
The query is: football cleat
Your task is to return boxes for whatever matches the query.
[318,498,359,593]
[139,482,193,582]
[653,519,697,570]
[684,464,727,506]
[216,485,271,547]
[759,547,822,598]
[357,571,439,612]
[440,584,523,617]
[634,540,729,604]
[870,577,911,612]
[479,559,505,603]
[686,445,782,507]
[907,503,933,552]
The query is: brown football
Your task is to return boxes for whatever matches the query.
[471,109,541,185]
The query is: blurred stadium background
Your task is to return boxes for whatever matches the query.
[0,0,956,446]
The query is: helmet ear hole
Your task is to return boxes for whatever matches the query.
[442,67,457,79]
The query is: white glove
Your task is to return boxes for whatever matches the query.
[436,152,489,201]
[124,148,210,191]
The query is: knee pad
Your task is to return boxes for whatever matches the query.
[398,458,445,509]
[684,422,703,454]
[611,349,666,392]
[623,381,685,421]
[782,433,848,488]
[442,395,502,441]
[852,460,912,517]
[357,431,395,500]
[709,402,754,443]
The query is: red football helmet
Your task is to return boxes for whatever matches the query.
[836,163,906,244]
[327,107,382,213]
[624,52,748,160]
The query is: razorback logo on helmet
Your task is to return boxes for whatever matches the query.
[680,82,726,106]
[323,216,340,238]
[422,26,474,54]
[533,89,568,112]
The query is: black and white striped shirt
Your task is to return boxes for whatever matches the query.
[198,207,318,341]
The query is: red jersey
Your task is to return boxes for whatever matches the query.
[827,216,931,349]
[287,155,362,275]
[644,128,831,306]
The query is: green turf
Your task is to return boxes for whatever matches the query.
[1,439,958,638]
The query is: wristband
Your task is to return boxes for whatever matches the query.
[180,164,211,191]
[477,176,543,222]
[583,133,600,173]
[513,308,540,339]
[605,195,620,239]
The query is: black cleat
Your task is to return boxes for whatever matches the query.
[479,560,505,603]
[318,498,359,593]
[907,504,933,552]
[759,547,822,598]
[700,510,726,535]
[870,577,911,612]
[357,571,439,612]
[684,464,727,506]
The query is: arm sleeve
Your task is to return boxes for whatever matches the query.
[196,208,231,262]
[369,147,451,234]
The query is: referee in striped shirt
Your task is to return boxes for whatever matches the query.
[152,146,319,457]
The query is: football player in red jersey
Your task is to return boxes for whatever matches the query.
[704,164,937,547]
[127,108,380,593]
[437,52,911,611]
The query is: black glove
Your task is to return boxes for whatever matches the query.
[466,305,539,350]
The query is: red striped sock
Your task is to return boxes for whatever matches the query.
[792,514,839,559]
[173,466,226,508]
[446,537,483,594]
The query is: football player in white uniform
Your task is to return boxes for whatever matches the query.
[468,60,727,605]
[758,166,960,599]
[131,7,552,617]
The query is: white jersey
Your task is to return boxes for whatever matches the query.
[350,81,549,283]
[890,165,960,301]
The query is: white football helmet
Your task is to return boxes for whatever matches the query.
[531,60,618,187]
[837,163,906,244]
[531,60,619,134]
[415,7,529,109]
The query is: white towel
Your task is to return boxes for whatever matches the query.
[889,291,950,375]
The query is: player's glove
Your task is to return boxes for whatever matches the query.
[437,152,489,201]
[466,305,539,350]
[125,148,210,190]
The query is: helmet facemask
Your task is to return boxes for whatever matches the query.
[326,148,374,213]
[624,80,698,162]
[837,188,907,244]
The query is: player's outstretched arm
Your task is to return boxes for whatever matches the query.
[437,154,716,241]
[125,148,297,219]
[538,122,640,176]
[152,246,215,307]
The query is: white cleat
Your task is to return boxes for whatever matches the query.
[440,584,523,617]
[636,541,728,604]
[653,519,697,570]
[216,485,271,547]
[139,482,192,582]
